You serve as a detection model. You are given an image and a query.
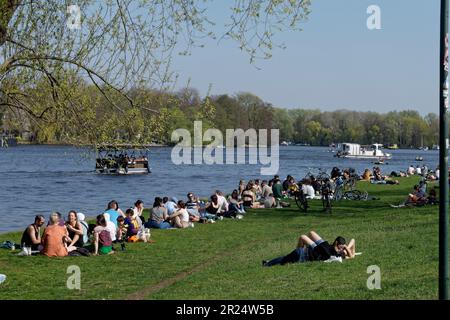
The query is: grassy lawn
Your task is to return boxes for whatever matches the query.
[0,176,446,300]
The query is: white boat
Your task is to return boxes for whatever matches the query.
[334,143,392,160]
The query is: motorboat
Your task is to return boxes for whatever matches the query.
[334,143,392,160]
[386,143,399,150]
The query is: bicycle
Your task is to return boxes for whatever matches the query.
[294,188,308,212]
[315,169,333,213]
[333,175,368,201]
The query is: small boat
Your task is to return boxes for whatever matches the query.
[415,156,424,161]
[374,159,386,165]
[95,145,151,175]
[386,143,399,150]
[334,143,392,160]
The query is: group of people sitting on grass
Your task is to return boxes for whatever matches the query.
[16,164,439,258]
[17,187,272,257]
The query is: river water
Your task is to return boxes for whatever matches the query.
[0,145,438,233]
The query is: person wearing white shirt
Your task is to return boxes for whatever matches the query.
[169,200,193,228]
[102,213,117,242]
[215,190,229,213]
[133,200,145,226]
[415,166,422,176]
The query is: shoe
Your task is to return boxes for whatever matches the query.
[262,260,268,267]
[17,248,30,256]
[236,214,244,220]
[189,222,195,228]
[218,216,224,221]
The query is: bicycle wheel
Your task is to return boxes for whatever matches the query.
[345,190,362,200]
[294,192,308,212]
[359,190,369,200]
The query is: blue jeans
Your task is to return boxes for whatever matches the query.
[264,247,308,266]
[264,240,324,267]
[229,203,245,213]
[145,220,171,229]
[187,209,200,217]
[201,212,219,220]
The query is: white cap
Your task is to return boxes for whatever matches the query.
[77,212,86,221]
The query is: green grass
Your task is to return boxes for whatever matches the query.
[0,176,446,300]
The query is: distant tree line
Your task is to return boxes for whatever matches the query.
[0,82,439,148]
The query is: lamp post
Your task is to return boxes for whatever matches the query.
[439,0,449,301]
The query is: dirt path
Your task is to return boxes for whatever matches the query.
[125,239,262,300]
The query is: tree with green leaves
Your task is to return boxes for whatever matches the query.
[0,0,312,145]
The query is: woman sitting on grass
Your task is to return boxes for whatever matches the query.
[263,231,356,267]
[242,185,264,209]
[66,210,84,248]
[145,197,172,229]
[391,184,428,208]
[228,190,246,214]
[169,200,193,228]
[132,200,145,226]
[41,212,72,257]
[93,214,114,255]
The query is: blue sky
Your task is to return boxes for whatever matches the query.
[171,0,440,115]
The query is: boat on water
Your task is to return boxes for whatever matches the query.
[386,143,399,150]
[334,143,392,160]
[95,145,151,175]
[374,159,387,165]
[415,156,424,161]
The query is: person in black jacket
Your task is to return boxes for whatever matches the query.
[263,231,356,266]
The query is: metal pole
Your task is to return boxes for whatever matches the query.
[439,0,449,301]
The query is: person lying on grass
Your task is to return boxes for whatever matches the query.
[263,231,356,267]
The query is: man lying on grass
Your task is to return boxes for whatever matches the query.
[262,231,356,266]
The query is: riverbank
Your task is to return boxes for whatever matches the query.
[0,177,443,299]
